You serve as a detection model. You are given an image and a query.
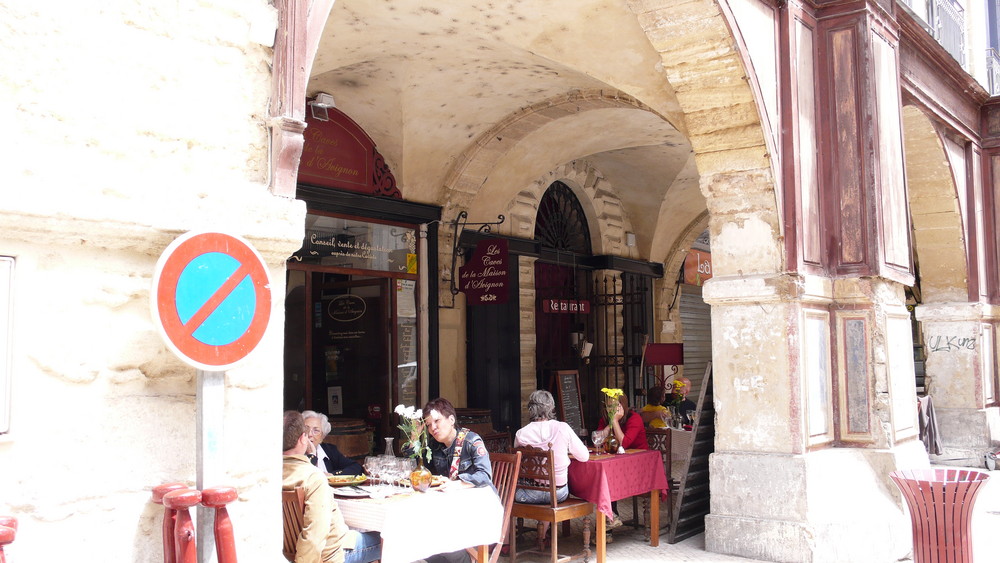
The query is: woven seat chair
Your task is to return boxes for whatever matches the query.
[511,445,594,563]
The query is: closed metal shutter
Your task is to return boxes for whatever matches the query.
[679,284,712,396]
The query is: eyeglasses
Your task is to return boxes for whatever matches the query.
[307,427,322,435]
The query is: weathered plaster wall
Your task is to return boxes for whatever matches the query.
[0,3,303,561]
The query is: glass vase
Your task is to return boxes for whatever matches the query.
[604,433,620,454]
[409,458,433,492]
[383,437,395,457]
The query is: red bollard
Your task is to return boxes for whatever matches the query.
[0,516,17,563]
[152,483,188,563]
[201,487,239,563]
[162,489,202,563]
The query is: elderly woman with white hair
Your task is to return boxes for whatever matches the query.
[302,410,365,475]
[513,390,590,503]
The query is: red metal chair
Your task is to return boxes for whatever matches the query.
[201,486,239,563]
[162,489,202,563]
[0,516,17,563]
[152,482,188,563]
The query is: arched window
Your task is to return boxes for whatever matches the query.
[534,181,591,254]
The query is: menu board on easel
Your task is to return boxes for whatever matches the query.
[551,370,585,436]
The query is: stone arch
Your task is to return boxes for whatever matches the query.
[443,89,663,221]
[646,210,711,343]
[627,1,781,277]
[901,105,969,302]
[483,160,636,257]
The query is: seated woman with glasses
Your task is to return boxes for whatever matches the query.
[302,410,364,476]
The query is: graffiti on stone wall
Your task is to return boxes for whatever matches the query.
[734,375,764,392]
[927,336,976,352]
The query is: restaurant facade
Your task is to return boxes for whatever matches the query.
[2,0,999,562]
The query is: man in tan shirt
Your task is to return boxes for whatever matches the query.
[282,411,381,563]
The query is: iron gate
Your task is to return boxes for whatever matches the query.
[592,273,653,406]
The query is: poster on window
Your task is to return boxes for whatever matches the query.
[328,386,343,415]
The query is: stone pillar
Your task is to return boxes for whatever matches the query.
[518,255,538,427]
[703,274,926,562]
[916,302,1000,462]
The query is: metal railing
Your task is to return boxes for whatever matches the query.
[933,0,966,68]
[987,48,1000,95]
[897,0,967,69]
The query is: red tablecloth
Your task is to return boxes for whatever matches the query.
[567,449,669,519]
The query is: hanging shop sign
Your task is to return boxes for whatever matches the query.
[542,299,591,314]
[459,238,509,305]
[151,231,272,371]
[683,249,712,286]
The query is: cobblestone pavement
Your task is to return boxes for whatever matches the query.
[506,465,1000,563]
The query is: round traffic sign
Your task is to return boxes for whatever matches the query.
[151,231,272,371]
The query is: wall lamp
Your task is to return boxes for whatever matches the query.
[308,93,336,121]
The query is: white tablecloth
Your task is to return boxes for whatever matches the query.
[337,485,503,563]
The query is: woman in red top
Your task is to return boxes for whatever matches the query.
[594,393,648,531]
[596,393,649,451]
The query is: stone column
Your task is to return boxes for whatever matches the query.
[916,302,1000,462]
[703,274,926,562]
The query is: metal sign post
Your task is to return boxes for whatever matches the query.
[197,369,224,563]
[151,231,273,563]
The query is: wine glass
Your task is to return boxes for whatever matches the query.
[382,460,403,494]
[363,456,381,486]
[398,458,416,492]
[591,430,605,451]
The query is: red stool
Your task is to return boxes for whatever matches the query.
[162,489,202,563]
[0,516,17,563]
[201,487,239,563]
[152,483,188,563]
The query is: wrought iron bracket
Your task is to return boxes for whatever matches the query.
[448,211,505,295]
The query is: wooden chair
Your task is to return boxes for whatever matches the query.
[643,428,676,531]
[510,446,594,563]
[469,451,522,563]
[281,486,305,562]
[644,428,673,538]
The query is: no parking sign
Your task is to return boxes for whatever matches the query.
[151,231,272,371]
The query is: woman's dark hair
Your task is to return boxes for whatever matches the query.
[423,397,457,423]
[646,386,666,406]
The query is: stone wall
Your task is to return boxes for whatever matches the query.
[0,2,303,561]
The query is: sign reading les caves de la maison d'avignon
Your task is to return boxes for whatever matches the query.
[459,238,509,305]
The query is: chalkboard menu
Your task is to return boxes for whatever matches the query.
[552,370,585,436]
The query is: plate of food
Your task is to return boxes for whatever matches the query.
[398,475,449,488]
[327,474,368,487]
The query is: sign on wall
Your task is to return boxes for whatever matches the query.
[542,299,591,314]
[683,249,712,286]
[299,105,401,198]
[459,238,509,305]
[151,232,272,371]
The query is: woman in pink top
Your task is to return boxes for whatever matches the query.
[513,390,590,503]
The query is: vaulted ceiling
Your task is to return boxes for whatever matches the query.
[308,0,703,256]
